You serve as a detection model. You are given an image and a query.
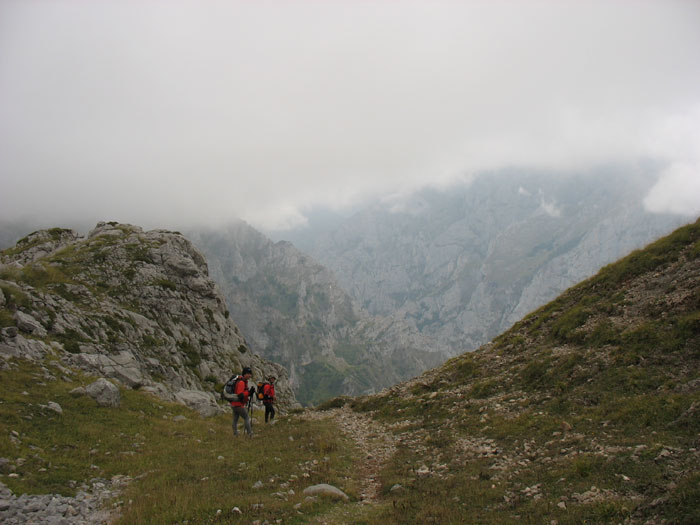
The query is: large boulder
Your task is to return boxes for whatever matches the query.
[174,390,220,417]
[85,378,121,407]
[13,311,47,337]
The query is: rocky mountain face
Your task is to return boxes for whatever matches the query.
[294,169,688,355]
[0,222,298,415]
[187,223,444,406]
[344,217,700,524]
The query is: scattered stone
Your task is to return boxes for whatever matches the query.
[70,386,87,397]
[302,484,349,501]
[47,401,63,415]
[252,480,263,489]
[655,448,672,461]
[416,465,431,476]
[85,379,121,407]
[172,415,186,422]
[390,483,404,493]
[0,477,127,524]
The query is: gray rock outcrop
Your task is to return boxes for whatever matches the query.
[188,223,443,406]
[0,477,127,525]
[85,379,121,407]
[0,222,299,412]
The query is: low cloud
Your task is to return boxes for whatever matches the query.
[642,105,700,217]
[644,163,700,217]
[1,1,699,230]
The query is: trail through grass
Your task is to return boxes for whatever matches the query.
[0,357,375,524]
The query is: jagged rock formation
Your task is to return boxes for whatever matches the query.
[187,223,444,405]
[294,169,688,356]
[0,222,298,414]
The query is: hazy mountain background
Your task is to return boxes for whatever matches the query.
[272,168,688,355]
[0,169,690,405]
[185,223,444,406]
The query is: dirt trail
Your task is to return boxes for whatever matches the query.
[302,405,398,503]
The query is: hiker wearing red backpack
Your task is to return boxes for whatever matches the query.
[230,367,254,436]
[262,376,276,423]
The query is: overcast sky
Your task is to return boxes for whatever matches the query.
[1,0,699,231]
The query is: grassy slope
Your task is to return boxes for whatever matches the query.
[342,217,700,524]
[0,357,368,524]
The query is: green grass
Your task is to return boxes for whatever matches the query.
[0,357,363,525]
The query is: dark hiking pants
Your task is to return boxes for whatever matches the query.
[232,406,252,435]
[264,403,275,423]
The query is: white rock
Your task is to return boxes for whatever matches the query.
[47,401,63,415]
[302,484,349,501]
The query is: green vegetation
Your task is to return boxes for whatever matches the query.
[550,305,590,343]
[0,281,32,327]
[298,361,346,407]
[154,279,177,291]
[0,358,361,525]
[54,328,89,354]
[335,342,368,366]
[177,340,201,369]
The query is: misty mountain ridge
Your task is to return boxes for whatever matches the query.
[0,168,690,407]
[286,168,688,355]
[186,222,444,406]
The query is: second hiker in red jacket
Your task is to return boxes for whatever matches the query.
[263,375,276,423]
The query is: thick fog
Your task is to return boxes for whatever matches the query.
[1,0,699,231]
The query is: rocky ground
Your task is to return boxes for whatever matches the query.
[303,406,397,504]
[0,475,129,525]
[301,406,398,524]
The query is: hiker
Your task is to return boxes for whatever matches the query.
[230,367,254,437]
[262,375,276,423]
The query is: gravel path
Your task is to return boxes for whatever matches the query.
[303,406,397,503]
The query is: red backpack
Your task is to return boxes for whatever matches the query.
[256,381,269,400]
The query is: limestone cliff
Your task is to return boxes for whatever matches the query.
[187,223,444,406]
[0,222,298,415]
